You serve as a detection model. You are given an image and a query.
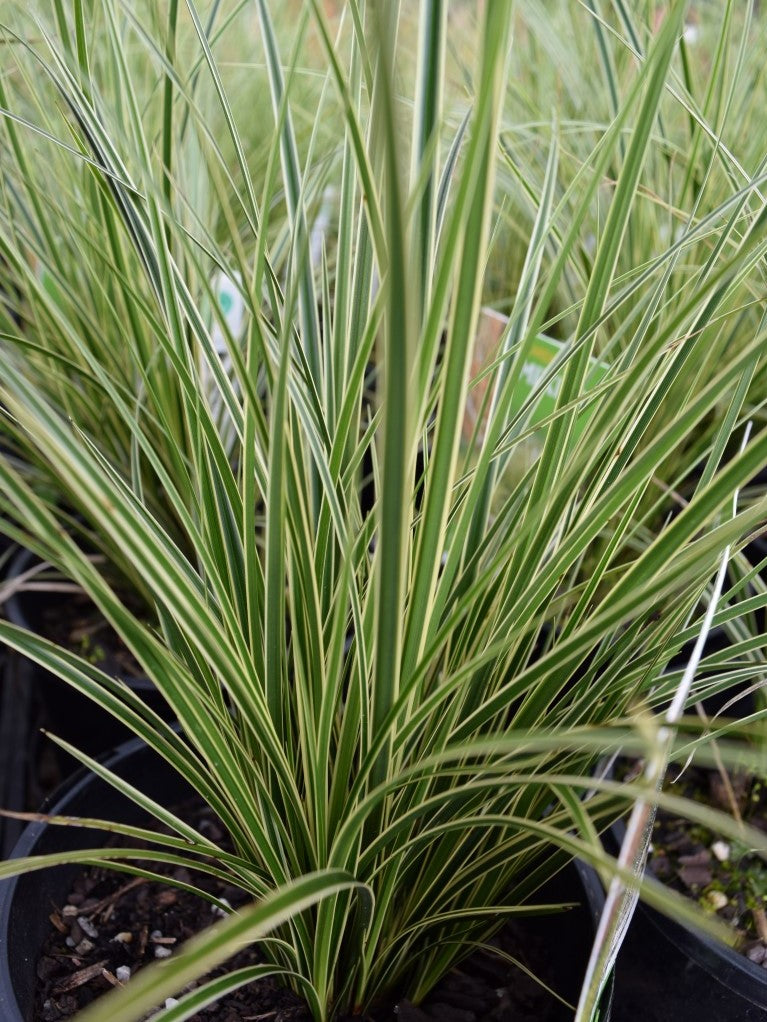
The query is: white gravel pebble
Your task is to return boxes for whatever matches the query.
[165,999,179,1009]
[711,840,730,862]
[116,965,131,983]
[705,890,728,911]
[155,946,173,960]
[211,897,232,918]
[77,916,99,938]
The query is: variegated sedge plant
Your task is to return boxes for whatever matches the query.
[3,2,767,1021]
[0,0,336,602]
[489,0,767,730]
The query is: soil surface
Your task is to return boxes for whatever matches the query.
[34,796,311,1022]
[13,584,168,801]
[39,591,145,682]
[33,798,585,1022]
[632,759,767,962]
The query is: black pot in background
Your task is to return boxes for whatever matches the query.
[609,817,767,1021]
[0,738,613,1022]
[0,544,32,858]
[3,547,172,787]
[0,644,32,858]
[0,738,192,1022]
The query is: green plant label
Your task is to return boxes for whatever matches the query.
[511,333,609,436]
[466,309,609,445]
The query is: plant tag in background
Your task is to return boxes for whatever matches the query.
[464,308,610,447]
[206,272,245,454]
[212,271,245,356]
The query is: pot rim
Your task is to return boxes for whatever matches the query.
[609,814,767,1007]
[0,736,613,1022]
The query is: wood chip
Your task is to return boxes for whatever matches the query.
[753,906,767,944]
[86,877,147,920]
[53,960,109,994]
[679,862,712,888]
[678,850,712,889]
[49,912,68,935]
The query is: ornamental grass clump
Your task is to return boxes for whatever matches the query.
[3,2,767,1021]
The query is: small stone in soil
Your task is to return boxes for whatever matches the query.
[748,945,767,964]
[711,840,730,862]
[77,917,98,938]
[211,897,231,918]
[703,890,728,911]
[116,966,131,983]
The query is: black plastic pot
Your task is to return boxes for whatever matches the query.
[0,737,613,1022]
[0,738,191,1022]
[609,816,767,1021]
[0,637,33,859]
[3,547,171,771]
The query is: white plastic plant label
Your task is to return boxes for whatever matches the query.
[205,272,245,453]
[211,271,244,355]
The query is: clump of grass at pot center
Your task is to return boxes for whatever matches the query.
[3,2,767,1022]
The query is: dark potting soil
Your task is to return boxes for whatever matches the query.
[34,796,311,1022]
[33,798,579,1022]
[39,593,144,683]
[633,760,767,964]
[7,592,151,813]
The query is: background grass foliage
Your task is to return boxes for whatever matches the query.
[1,1,767,1020]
